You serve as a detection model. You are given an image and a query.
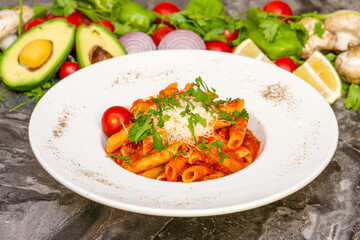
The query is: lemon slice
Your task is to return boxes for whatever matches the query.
[233,38,274,64]
[293,51,341,104]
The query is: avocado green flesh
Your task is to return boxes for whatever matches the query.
[76,23,126,68]
[0,18,76,92]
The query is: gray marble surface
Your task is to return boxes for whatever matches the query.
[0,0,359,239]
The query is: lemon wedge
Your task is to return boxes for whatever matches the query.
[293,51,341,104]
[233,38,274,64]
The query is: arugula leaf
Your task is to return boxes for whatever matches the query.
[314,20,325,38]
[344,84,360,111]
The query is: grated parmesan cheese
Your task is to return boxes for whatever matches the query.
[154,97,218,144]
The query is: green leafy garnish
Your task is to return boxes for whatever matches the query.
[51,0,77,16]
[33,4,51,18]
[314,20,325,38]
[344,84,360,112]
[259,19,279,42]
[233,108,249,120]
[212,140,229,164]
[108,153,133,164]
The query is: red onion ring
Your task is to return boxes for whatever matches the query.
[118,32,156,54]
[158,29,206,50]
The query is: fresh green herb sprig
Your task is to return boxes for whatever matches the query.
[107,153,133,164]
[199,139,229,164]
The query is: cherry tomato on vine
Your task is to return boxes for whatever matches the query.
[66,10,92,28]
[96,20,115,32]
[263,1,293,22]
[206,41,231,52]
[153,1,180,27]
[101,106,133,136]
[24,18,46,32]
[223,28,239,42]
[273,57,298,72]
[59,61,80,80]
[151,27,174,46]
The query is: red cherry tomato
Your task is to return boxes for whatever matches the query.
[66,10,92,28]
[101,106,133,136]
[223,28,239,42]
[96,20,114,32]
[273,57,298,72]
[153,1,180,27]
[263,1,293,22]
[206,41,231,52]
[151,27,174,46]
[59,61,80,80]
[24,18,46,32]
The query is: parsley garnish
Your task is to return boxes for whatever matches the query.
[314,20,325,38]
[233,108,249,120]
[107,153,133,164]
[212,140,229,164]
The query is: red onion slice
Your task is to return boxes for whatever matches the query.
[158,29,206,50]
[118,32,156,54]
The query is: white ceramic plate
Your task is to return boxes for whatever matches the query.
[29,50,338,217]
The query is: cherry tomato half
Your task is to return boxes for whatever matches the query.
[96,20,115,32]
[24,18,46,32]
[153,1,180,27]
[223,28,239,42]
[151,27,174,46]
[59,61,80,80]
[263,1,293,22]
[206,40,231,52]
[101,106,133,136]
[273,57,298,72]
[66,10,92,28]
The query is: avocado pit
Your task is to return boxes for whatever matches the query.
[18,39,53,70]
[89,45,113,64]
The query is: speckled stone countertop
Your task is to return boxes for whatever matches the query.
[1,0,359,239]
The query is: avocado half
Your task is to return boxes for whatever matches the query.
[0,18,76,91]
[76,23,126,68]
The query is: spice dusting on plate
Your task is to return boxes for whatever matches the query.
[261,83,289,102]
[52,110,70,138]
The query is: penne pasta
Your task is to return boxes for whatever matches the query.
[106,123,133,154]
[165,156,187,181]
[126,143,181,173]
[104,79,261,182]
[139,165,165,179]
[182,165,213,183]
[227,118,248,150]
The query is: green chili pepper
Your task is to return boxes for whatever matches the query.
[112,1,156,34]
[245,8,306,61]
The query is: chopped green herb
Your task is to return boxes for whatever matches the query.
[107,153,133,164]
